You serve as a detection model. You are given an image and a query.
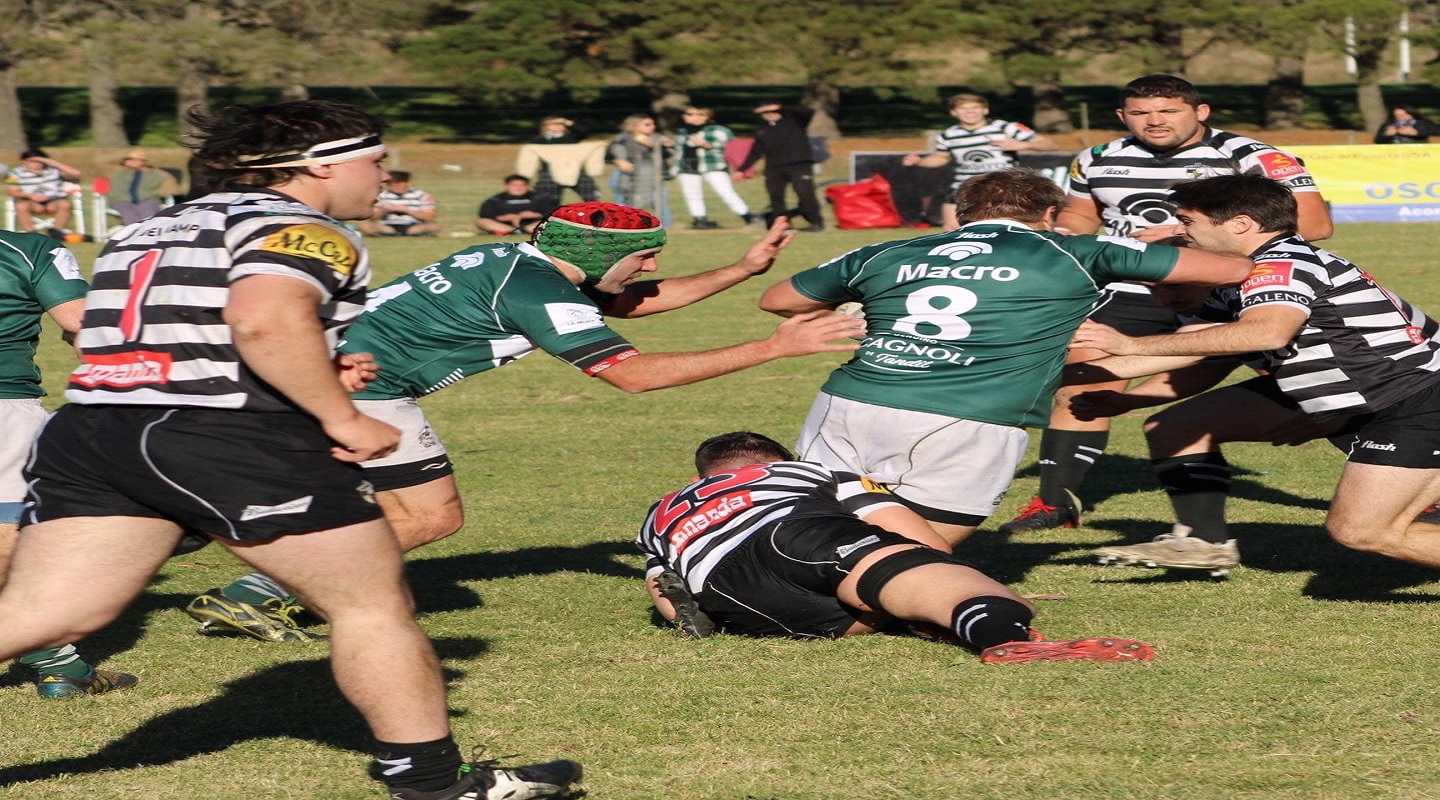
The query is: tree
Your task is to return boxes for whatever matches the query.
[715,1,951,138]
[950,0,1116,133]
[0,0,92,152]
[402,1,726,119]
[1305,0,1430,130]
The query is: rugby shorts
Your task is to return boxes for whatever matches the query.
[352,397,454,491]
[699,515,957,639]
[1089,284,1179,336]
[0,398,47,519]
[23,404,383,540]
[797,392,1028,524]
[1326,381,1440,468]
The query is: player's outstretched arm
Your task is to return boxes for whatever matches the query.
[1295,192,1334,241]
[603,217,796,319]
[758,275,836,317]
[593,310,863,393]
[1071,306,1306,358]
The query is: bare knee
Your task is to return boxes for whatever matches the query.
[1326,517,1391,554]
[392,507,464,552]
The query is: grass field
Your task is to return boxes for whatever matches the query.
[4,214,1440,799]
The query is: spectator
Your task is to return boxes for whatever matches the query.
[357,170,440,237]
[4,149,82,237]
[674,107,754,229]
[1374,105,1440,144]
[105,149,180,226]
[608,115,672,215]
[475,174,556,236]
[521,116,602,206]
[735,102,824,232]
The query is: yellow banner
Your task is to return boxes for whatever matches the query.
[1289,144,1440,222]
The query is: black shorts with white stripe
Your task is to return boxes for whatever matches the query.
[24,405,384,540]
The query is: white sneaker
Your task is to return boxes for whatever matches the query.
[1095,524,1239,574]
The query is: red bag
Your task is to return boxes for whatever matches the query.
[824,173,903,229]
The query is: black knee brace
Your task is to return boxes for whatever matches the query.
[854,547,954,610]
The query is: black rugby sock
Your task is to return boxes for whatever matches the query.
[372,736,464,792]
[1037,429,1109,506]
[950,596,1034,651]
[1153,453,1232,543]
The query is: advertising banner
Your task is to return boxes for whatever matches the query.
[1289,145,1440,223]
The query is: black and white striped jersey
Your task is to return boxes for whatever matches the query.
[1067,128,1321,237]
[636,461,903,594]
[931,120,1037,182]
[66,189,371,411]
[1238,234,1440,416]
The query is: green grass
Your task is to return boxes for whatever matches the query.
[6,222,1440,799]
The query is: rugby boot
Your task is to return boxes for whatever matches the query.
[36,668,139,699]
[386,758,584,800]
[1094,524,1240,576]
[997,489,1082,534]
[654,570,715,638]
[980,637,1154,664]
[186,588,326,642]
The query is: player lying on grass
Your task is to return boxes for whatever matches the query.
[636,431,1156,664]
[1070,174,1440,572]
[184,203,866,642]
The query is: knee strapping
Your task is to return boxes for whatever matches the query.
[854,547,953,610]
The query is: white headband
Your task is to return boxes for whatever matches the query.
[231,134,386,168]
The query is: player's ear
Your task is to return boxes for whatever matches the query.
[1194,103,1212,123]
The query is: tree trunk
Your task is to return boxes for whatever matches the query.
[1263,55,1306,129]
[1153,21,1187,73]
[1031,79,1074,134]
[1354,49,1387,132]
[177,66,209,137]
[802,77,842,139]
[0,65,25,153]
[85,38,129,149]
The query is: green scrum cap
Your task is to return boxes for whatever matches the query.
[532,202,667,281]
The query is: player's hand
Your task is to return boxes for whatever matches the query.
[901,153,922,166]
[1069,389,1148,421]
[1132,224,1186,243]
[766,309,865,357]
[336,351,381,392]
[324,413,400,463]
[736,216,795,275]
[731,170,748,181]
[1070,320,1139,355]
[994,137,1025,151]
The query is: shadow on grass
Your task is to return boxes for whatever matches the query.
[0,636,487,784]
[1073,519,1440,602]
[406,540,644,614]
[1011,454,1330,512]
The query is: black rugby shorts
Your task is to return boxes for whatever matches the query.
[24,404,384,540]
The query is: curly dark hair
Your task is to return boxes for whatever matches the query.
[185,99,386,187]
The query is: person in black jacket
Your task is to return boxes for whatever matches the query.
[1374,105,1440,144]
[735,101,825,232]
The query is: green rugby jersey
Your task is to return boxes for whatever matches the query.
[789,221,1178,427]
[342,242,633,400]
[0,231,87,399]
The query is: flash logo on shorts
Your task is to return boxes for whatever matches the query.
[836,534,881,559]
[239,495,314,521]
[357,480,376,504]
